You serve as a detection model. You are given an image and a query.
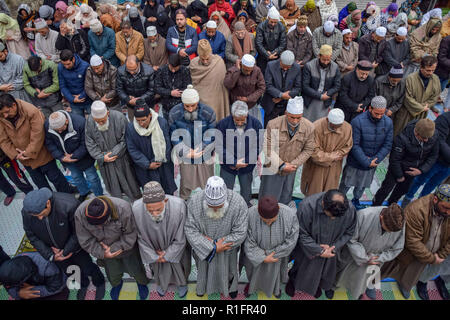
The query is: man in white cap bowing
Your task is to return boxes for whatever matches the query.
[34,18,60,63]
[85,100,142,201]
[88,19,120,67]
[168,85,216,200]
[259,96,315,206]
[255,6,287,74]
[199,20,226,59]
[336,28,359,76]
[132,181,191,298]
[312,20,343,61]
[84,54,120,112]
[143,26,169,71]
[260,50,302,127]
[301,108,352,196]
[358,26,387,75]
[378,26,410,76]
[185,175,248,298]
[224,53,266,124]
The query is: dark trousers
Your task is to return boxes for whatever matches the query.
[56,249,105,288]
[0,159,34,196]
[25,160,73,193]
[372,168,415,206]
[264,103,287,128]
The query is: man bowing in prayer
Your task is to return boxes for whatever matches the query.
[285,189,356,299]
[301,108,353,196]
[85,101,142,202]
[336,203,405,300]
[190,39,230,121]
[259,96,315,206]
[132,181,191,298]
[241,195,299,298]
[185,176,248,298]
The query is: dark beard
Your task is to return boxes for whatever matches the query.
[369,113,381,123]
[434,203,449,219]
[319,61,329,69]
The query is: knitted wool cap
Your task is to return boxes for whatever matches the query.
[258,196,279,219]
[181,85,200,104]
[48,111,67,130]
[320,44,333,56]
[197,39,212,58]
[85,198,111,225]
[370,96,387,109]
[91,100,107,119]
[389,64,403,78]
[381,203,404,232]
[415,119,435,139]
[297,15,308,26]
[204,176,227,206]
[143,181,166,203]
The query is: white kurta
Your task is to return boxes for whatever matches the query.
[336,206,405,299]
[241,204,299,298]
[185,189,248,297]
[132,195,191,292]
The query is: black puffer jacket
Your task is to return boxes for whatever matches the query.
[389,120,439,179]
[435,111,450,167]
[116,62,155,107]
[55,29,91,62]
[154,64,191,112]
[22,192,81,260]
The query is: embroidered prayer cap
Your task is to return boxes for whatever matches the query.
[91,100,108,119]
[206,20,217,29]
[319,44,332,56]
[34,18,48,30]
[49,111,67,130]
[90,54,103,67]
[267,6,280,20]
[436,184,450,202]
[375,26,387,37]
[286,96,304,115]
[328,108,345,125]
[181,85,200,104]
[323,20,334,33]
[297,15,308,26]
[85,198,111,225]
[370,96,387,109]
[146,26,157,37]
[415,118,435,139]
[143,181,166,203]
[357,60,373,71]
[242,54,255,67]
[342,29,352,36]
[280,50,295,66]
[389,64,403,78]
[258,195,279,219]
[396,26,407,36]
[204,176,227,207]
[22,188,52,214]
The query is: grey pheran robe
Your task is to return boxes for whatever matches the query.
[336,206,405,299]
[290,192,356,296]
[85,110,142,201]
[242,204,299,298]
[132,195,191,291]
[185,189,248,297]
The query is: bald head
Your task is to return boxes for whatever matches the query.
[126,55,140,75]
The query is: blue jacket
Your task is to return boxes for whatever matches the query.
[44,111,95,171]
[88,26,119,67]
[347,111,393,170]
[166,25,198,57]
[198,30,226,58]
[216,115,263,174]
[57,54,91,104]
[125,116,177,194]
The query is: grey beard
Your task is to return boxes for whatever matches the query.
[236,125,246,134]
[95,118,109,131]
[203,200,229,220]
[184,110,198,121]
[148,206,166,223]
[150,42,158,47]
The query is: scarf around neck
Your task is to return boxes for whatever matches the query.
[133,108,167,162]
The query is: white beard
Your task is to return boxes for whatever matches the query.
[203,200,229,220]
[148,205,166,223]
[95,118,109,132]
